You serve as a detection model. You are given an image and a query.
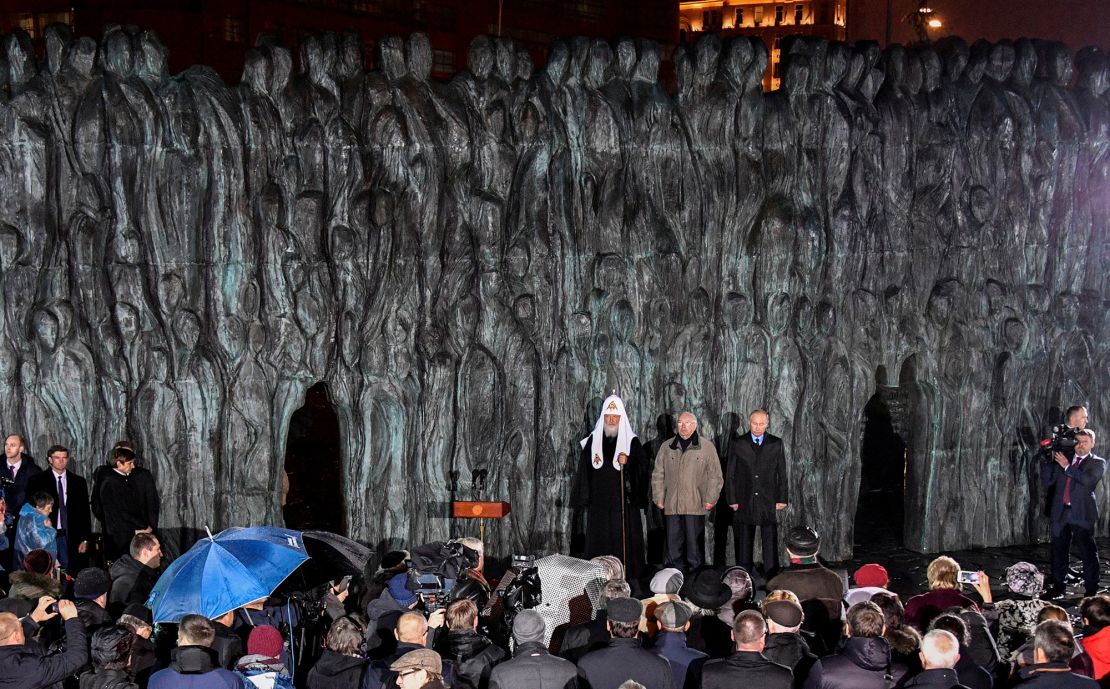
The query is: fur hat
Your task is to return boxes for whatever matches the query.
[765,600,804,628]
[74,567,111,600]
[785,526,820,557]
[606,596,643,624]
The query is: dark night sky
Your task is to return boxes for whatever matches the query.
[850,0,1110,52]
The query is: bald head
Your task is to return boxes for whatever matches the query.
[920,629,960,669]
[396,611,429,643]
[3,435,23,461]
[0,612,24,647]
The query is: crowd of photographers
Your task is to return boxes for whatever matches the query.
[1,522,1109,689]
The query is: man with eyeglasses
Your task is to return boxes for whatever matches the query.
[389,648,449,689]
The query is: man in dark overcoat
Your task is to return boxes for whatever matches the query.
[726,409,788,576]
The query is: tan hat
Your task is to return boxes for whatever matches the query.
[389,648,442,675]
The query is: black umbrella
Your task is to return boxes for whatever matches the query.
[277,530,374,592]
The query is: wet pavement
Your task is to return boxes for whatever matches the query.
[836,493,1110,611]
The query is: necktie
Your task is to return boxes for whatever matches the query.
[56,474,66,529]
[1064,456,1086,505]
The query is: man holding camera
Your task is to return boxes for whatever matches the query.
[0,596,87,688]
[1042,428,1106,598]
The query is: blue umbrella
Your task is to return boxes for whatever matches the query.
[146,526,310,623]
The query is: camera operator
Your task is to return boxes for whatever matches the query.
[1042,428,1107,598]
[0,596,87,689]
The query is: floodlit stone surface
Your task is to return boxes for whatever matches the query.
[0,26,1106,559]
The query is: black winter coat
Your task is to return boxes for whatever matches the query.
[108,555,160,618]
[78,668,139,689]
[700,650,793,689]
[75,600,113,635]
[211,621,244,670]
[803,637,909,689]
[576,638,675,689]
[445,629,506,689]
[362,642,457,689]
[725,431,788,524]
[901,668,971,688]
[489,642,577,689]
[92,467,159,561]
[147,646,243,689]
[0,617,87,689]
[1014,662,1099,688]
[307,649,366,689]
[559,612,609,662]
[763,632,818,688]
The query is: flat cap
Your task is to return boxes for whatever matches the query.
[389,648,442,675]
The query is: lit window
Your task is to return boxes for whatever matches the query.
[735,7,743,25]
[775,5,785,24]
[14,13,34,38]
[795,4,804,24]
[223,16,244,44]
[754,6,763,25]
[37,11,74,34]
[432,49,454,74]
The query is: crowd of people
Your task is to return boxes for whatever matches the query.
[0,395,1105,689]
[1,498,1108,689]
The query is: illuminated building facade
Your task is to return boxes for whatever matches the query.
[679,0,847,90]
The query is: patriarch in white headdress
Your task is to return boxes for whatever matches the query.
[580,395,638,470]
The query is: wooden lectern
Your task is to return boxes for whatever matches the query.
[452,501,511,542]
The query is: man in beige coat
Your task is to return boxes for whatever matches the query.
[652,412,723,571]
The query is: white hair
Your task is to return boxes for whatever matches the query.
[458,537,483,556]
[921,629,960,669]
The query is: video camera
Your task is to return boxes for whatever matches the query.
[413,572,449,612]
[1040,423,1079,456]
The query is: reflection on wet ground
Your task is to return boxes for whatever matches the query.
[842,491,1108,612]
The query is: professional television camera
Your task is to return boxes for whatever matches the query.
[1040,423,1079,456]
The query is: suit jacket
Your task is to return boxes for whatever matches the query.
[2,455,40,514]
[27,469,91,550]
[1041,452,1107,533]
[725,430,788,525]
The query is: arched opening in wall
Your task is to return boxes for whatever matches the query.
[854,370,909,548]
[282,382,346,535]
